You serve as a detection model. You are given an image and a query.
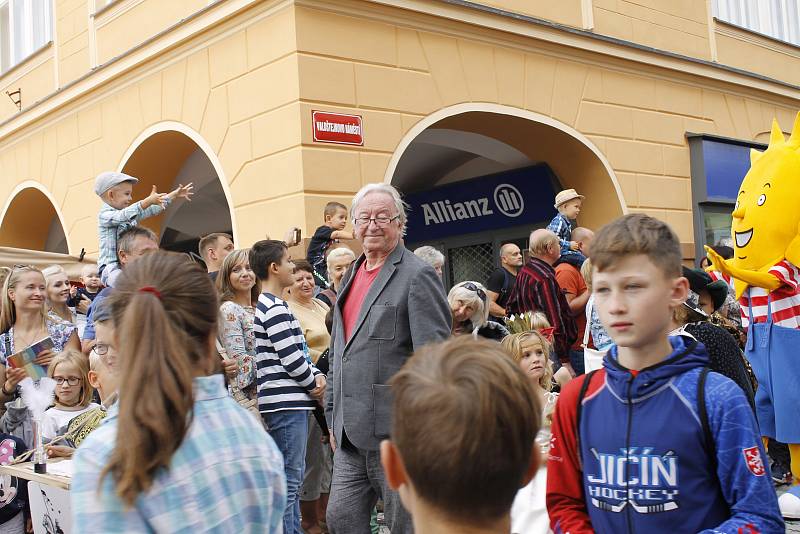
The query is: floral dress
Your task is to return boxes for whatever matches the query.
[218,301,257,400]
[0,318,77,366]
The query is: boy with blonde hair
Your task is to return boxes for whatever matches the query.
[546,213,782,533]
[94,171,192,287]
[547,188,586,267]
[381,336,541,533]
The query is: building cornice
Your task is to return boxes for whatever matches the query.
[2,0,800,144]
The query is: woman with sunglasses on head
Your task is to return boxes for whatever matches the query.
[0,266,80,406]
[71,251,286,533]
[447,281,510,341]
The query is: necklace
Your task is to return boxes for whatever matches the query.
[14,324,46,351]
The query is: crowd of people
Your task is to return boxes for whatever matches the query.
[0,169,793,534]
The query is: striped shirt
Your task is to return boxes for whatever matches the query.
[740,260,800,330]
[505,257,578,362]
[254,292,320,413]
[71,375,286,533]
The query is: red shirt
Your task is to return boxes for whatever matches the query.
[342,261,382,341]
[555,263,588,351]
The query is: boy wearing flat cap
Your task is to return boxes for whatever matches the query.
[94,171,193,287]
[547,188,586,268]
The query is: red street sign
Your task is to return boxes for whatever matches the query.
[312,110,364,146]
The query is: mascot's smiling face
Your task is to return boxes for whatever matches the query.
[732,114,800,272]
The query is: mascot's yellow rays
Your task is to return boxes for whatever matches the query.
[705,112,800,299]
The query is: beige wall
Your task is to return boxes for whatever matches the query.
[57,0,91,87]
[0,48,55,122]
[0,0,799,258]
[715,21,800,87]
[591,0,711,59]
[95,0,209,65]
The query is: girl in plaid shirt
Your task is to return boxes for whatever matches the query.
[71,252,286,533]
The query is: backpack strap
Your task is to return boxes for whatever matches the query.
[575,369,599,468]
[697,366,716,473]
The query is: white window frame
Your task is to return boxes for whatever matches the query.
[714,0,800,47]
[0,0,53,74]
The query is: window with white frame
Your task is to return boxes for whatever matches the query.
[0,0,53,74]
[714,0,800,46]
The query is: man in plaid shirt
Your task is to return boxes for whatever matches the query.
[506,229,579,375]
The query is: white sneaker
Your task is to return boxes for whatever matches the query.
[779,486,800,519]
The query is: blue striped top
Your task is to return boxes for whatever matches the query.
[253,292,320,413]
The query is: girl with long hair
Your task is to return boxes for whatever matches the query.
[70,252,286,532]
[0,266,80,404]
[216,249,260,400]
[501,331,558,534]
[41,350,98,440]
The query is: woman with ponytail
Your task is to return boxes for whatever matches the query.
[70,252,286,533]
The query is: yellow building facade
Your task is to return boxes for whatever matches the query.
[1,0,799,283]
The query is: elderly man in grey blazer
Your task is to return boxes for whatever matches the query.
[325,183,451,533]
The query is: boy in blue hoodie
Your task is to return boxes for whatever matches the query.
[546,213,783,534]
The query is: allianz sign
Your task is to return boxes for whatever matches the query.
[420,184,525,226]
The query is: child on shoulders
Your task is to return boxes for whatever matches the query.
[547,189,586,268]
[307,202,353,288]
[95,171,192,287]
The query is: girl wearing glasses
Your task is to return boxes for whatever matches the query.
[447,281,510,341]
[41,350,98,441]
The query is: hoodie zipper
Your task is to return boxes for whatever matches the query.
[625,374,634,534]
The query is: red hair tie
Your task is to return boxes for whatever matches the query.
[138,286,162,300]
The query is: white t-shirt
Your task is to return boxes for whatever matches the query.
[41,403,99,441]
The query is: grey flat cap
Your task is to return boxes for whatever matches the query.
[94,171,139,196]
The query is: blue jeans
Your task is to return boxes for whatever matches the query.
[264,410,310,534]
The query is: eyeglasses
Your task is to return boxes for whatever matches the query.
[462,282,486,303]
[92,343,114,356]
[92,344,118,368]
[53,377,81,386]
[353,215,400,227]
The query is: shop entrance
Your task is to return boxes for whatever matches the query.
[386,104,625,289]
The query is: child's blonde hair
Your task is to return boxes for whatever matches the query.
[48,350,95,408]
[501,331,553,391]
[530,311,550,330]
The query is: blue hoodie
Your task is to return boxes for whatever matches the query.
[549,335,783,534]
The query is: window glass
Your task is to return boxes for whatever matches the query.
[703,206,733,248]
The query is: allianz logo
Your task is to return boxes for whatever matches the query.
[421,183,524,226]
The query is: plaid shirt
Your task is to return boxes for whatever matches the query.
[71,375,286,533]
[506,257,578,362]
[547,213,579,257]
[97,200,168,267]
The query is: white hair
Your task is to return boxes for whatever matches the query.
[413,246,444,268]
[326,246,356,283]
[447,281,489,328]
[350,183,409,237]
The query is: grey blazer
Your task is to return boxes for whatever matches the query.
[325,244,451,451]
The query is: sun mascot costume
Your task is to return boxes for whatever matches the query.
[706,112,800,519]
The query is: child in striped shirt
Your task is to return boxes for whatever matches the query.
[249,240,326,534]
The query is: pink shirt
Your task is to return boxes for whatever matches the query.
[343,261,382,341]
